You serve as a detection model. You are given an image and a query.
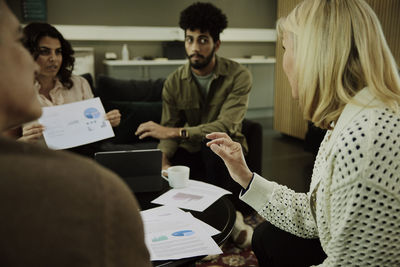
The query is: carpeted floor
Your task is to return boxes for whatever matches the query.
[196,212,265,267]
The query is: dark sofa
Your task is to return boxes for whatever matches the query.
[90,74,263,174]
[95,75,164,148]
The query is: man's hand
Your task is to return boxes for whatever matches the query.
[135,121,179,140]
[206,132,253,189]
[19,123,45,143]
[105,109,121,127]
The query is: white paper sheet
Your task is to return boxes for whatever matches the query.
[140,206,222,261]
[189,213,221,237]
[151,180,232,212]
[38,98,114,149]
[140,206,220,237]
[141,205,186,222]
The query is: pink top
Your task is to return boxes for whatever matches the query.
[36,75,93,106]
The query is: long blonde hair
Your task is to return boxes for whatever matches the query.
[278,0,400,129]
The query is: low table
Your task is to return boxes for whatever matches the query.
[135,180,236,267]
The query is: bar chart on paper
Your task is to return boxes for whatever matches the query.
[151,180,232,212]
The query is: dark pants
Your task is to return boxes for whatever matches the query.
[252,221,326,267]
[170,143,253,215]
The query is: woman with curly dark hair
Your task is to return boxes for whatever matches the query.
[23,22,75,89]
[19,22,121,144]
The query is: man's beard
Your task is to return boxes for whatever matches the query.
[186,46,215,70]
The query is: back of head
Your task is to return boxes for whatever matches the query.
[278,0,400,129]
[0,4,150,264]
[0,1,43,130]
[23,22,75,88]
[179,2,228,42]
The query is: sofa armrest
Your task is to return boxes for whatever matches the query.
[80,73,96,96]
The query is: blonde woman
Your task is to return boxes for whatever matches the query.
[207,0,400,266]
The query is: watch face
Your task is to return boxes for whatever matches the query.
[181,129,188,138]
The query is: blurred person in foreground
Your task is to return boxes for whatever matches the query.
[0,1,151,266]
[207,0,400,266]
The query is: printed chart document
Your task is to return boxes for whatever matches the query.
[190,213,220,237]
[141,205,187,221]
[141,206,222,261]
[151,180,232,212]
[141,206,220,237]
[38,98,114,149]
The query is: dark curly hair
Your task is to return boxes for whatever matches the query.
[179,2,228,42]
[23,22,75,89]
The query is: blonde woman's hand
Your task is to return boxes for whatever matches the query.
[206,132,253,188]
[19,123,45,143]
[105,109,121,127]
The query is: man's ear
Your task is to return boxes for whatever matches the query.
[215,40,221,52]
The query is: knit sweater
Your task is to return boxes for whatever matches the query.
[241,88,400,266]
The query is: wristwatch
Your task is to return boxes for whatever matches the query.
[179,128,189,139]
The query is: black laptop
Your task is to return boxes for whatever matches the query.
[94,149,164,193]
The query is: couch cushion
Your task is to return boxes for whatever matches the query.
[104,101,162,144]
[96,75,164,102]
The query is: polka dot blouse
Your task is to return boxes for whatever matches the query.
[240,88,400,266]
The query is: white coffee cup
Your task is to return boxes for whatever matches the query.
[161,165,190,188]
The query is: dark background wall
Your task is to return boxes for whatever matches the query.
[9,0,276,28]
[8,0,277,76]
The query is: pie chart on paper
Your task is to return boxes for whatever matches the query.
[172,230,195,237]
[84,107,101,119]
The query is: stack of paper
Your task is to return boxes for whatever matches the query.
[141,206,222,261]
[151,180,232,212]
